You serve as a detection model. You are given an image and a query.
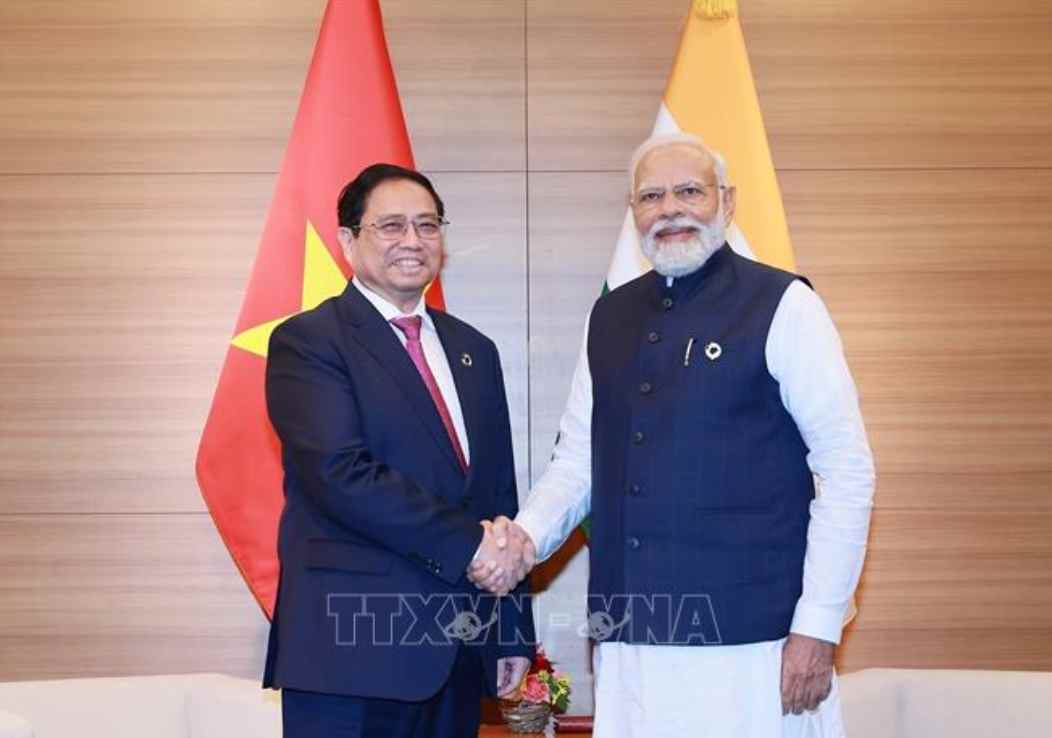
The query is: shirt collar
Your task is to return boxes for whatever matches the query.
[353,276,433,330]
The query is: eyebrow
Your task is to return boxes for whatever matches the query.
[636,179,716,191]
[373,210,440,220]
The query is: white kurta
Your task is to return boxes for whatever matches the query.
[516,279,875,737]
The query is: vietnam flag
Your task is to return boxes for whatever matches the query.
[196,0,442,617]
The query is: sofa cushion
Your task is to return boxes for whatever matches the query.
[0,708,33,738]
[0,674,195,738]
[840,668,1052,738]
[186,675,279,738]
[840,669,904,738]
[898,669,1052,738]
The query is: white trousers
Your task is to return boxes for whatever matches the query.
[592,639,845,738]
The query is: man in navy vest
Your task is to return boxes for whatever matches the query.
[473,135,875,737]
[264,164,535,738]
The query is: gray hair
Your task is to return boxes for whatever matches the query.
[628,133,730,193]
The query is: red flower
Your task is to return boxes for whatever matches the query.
[521,673,551,704]
[532,646,554,675]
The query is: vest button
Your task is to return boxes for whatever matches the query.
[632,431,644,444]
[627,536,641,550]
[628,484,641,496]
[647,331,661,344]
[662,297,674,310]
[640,382,652,394]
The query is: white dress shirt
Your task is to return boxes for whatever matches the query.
[516,279,875,645]
[353,277,470,465]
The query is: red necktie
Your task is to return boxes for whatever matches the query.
[390,316,468,472]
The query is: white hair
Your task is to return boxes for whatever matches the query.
[628,133,730,193]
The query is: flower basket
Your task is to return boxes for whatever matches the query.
[499,646,570,734]
[499,698,552,734]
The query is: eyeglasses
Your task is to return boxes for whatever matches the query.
[354,216,449,241]
[633,182,725,208]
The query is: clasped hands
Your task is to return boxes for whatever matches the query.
[467,516,536,595]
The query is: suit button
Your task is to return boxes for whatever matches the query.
[647,331,661,344]
[433,562,442,574]
[640,382,652,394]
[627,536,641,550]
[628,484,641,496]
[662,297,674,311]
[632,431,644,444]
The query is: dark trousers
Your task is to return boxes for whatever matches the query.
[281,646,484,738]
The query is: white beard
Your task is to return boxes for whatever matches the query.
[640,215,726,278]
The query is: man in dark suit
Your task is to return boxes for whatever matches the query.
[263,163,535,738]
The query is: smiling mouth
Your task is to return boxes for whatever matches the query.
[390,257,425,269]
[655,225,698,240]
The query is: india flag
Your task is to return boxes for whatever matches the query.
[605,0,795,292]
[599,0,859,626]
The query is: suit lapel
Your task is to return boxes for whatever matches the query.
[431,309,484,486]
[336,284,464,476]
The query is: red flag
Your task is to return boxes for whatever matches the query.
[196,0,443,617]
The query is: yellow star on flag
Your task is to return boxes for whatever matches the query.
[230,221,348,358]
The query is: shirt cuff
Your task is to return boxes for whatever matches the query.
[790,601,846,645]
[513,508,547,562]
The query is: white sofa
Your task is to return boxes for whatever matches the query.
[839,668,1052,738]
[0,668,1049,737]
[0,673,280,738]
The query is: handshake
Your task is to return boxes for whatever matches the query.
[466,516,537,596]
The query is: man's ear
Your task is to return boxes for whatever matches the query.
[721,186,737,226]
[337,226,356,261]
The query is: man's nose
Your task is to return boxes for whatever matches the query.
[399,224,423,246]
[658,192,683,219]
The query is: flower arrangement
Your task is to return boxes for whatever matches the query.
[500,646,572,734]
[519,647,571,713]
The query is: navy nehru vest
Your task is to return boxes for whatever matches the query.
[585,244,814,647]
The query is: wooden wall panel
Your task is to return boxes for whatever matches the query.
[839,628,1052,672]
[0,0,523,174]
[386,2,525,171]
[525,173,625,715]
[0,514,266,680]
[0,174,268,514]
[528,0,1052,171]
[0,1,322,174]
[527,173,625,480]
[527,0,684,172]
[744,0,1052,171]
[851,511,1052,631]
[0,171,529,512]
[425,172,529,493]
[781,169,1052,513]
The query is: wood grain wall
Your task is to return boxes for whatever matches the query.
[2,0,1051,715]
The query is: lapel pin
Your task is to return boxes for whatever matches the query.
[461,352,473,367]
[704,342,722,361]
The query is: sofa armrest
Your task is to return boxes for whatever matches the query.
[0,708,33,738]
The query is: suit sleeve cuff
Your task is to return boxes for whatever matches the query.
[790,602,846,645]
[431,520,485,586]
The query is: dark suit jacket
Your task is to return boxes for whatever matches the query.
[262,282,534,702]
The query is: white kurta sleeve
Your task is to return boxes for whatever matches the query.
[516,315,595,562]
[766,280,876,644]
